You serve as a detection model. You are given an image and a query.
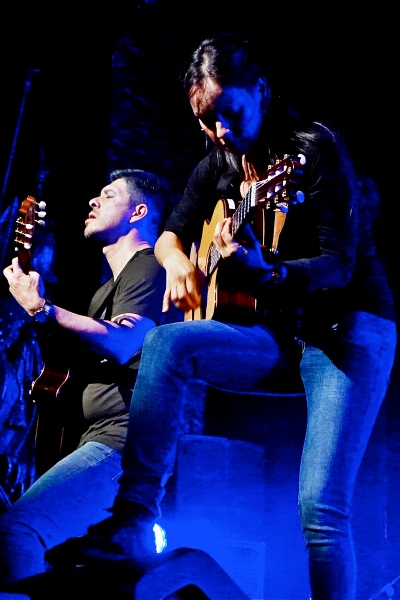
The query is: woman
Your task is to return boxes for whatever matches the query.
[46,34,397,600]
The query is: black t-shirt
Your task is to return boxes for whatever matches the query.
[76,248,173,453]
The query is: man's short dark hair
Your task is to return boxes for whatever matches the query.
[109,168,175,238]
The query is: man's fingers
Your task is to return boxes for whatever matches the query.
[3,258,26,283]
[11,256,24,274]
[3,265,12,282]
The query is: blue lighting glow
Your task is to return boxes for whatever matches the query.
[153,523,167,553]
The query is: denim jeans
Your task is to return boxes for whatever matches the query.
[116,312,396,600]
[0,441,122,585]
[299,311,396,600]
[117,319,291,513]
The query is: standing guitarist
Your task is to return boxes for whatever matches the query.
[0,169,179,587]
[45,34,397,600]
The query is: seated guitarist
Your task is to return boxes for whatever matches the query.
[0,169,180,587]
[45,35,396,600]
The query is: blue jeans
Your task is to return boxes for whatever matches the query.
[0,441,122,585]
[117,319,291,512]
[116,312,396,600]
[299,311,397,600]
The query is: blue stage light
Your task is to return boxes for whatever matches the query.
[153,523,167,553]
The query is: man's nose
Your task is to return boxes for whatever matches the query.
[89,197,100,208]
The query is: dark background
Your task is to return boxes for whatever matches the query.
[0,2,398,598]
[0,1,396,311]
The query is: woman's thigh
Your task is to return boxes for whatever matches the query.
[299,312,397,506]
[140,319,290,391]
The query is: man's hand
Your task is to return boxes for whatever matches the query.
[3,257,45,316]
[162,251,201,313]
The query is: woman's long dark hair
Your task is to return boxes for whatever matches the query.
[182,33,266,98]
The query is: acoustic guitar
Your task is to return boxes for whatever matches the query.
[14,195,71,474]
[185,154,306,322]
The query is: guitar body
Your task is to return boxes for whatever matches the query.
[185,197,258,322]
[32,326,77,475]
[32,365,71,406]
[184,154,306,322]
[31,324,71,406]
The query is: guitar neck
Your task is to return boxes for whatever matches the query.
[231,183,257,237]
[18,248,32,275]
[206,154,305,277]
[208,183,258,275]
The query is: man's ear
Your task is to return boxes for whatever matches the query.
[130,203,148,222]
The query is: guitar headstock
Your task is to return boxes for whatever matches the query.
[14,195,46,274]
[255,153,306,214]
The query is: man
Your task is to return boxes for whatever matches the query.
[45,36,396,600]
[0,168,179,586]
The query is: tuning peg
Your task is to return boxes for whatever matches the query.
[283,189,305,206]
[276,202,289,214]
[37,211,46,219]
[36,200,46,210]
[36,219,45,226]
[14,241,32,250]
[297,154,306,165]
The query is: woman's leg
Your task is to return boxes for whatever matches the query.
[117,319,286,517]
[44,319,295,568]
[299,312,397,600]
[0,441,122,585]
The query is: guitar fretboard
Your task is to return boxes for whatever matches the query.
[205,154,305,279]
[207,184,257,276]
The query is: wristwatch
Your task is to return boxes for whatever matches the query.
[33,299,53,323]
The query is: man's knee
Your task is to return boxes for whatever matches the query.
[0,517,46,585]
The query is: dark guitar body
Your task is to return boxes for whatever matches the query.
[31,323,79,475]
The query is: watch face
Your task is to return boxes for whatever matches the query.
[34,301,51,323]
[34,309,48,323]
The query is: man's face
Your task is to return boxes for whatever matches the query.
[84,178,133,243]
[190,78,266,156]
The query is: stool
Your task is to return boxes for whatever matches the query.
[182,378,306,440]
[160,379,308,599]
